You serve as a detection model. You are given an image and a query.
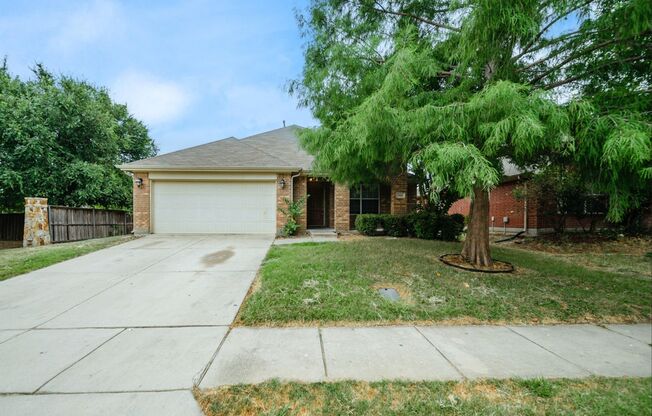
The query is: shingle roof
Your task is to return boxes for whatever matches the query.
[118,125,314,172]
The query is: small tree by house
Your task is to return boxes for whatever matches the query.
[278,196,308,236]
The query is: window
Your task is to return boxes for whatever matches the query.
[350,184,379,215]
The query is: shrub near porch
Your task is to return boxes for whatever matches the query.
[237,238,651,325]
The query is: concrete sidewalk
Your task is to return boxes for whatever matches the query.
[199,323,652,387]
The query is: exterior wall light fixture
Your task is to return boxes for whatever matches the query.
[279,178,286,189]
[135,177,144,188]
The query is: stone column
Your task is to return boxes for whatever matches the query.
[276,173,292,234]
[133,173,151,234]
[23,197,51,247]
[334,184,350,232]
[390,173,408,215]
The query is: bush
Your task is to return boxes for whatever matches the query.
[439,215,464,241]
[415,213,440,240]
[450,213,465,227]
[404,212,420,237]
[403,212,434,239]
[356,212,462,241]
[355,214,384,235]
[405,212,464,240]
[384,215,407,237]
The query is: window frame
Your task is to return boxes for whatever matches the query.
[349,184,380,215]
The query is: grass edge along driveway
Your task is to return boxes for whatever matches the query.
[0,235,136,281]
[237,238,651,326]
[196,377,652,416]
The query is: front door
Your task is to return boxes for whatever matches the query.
[307,181,327,228]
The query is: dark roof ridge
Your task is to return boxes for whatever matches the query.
[240,124,304,142]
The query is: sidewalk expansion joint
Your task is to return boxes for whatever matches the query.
[414,326,467,380]
[318,327,329,378]
[598,324,652,346]
[32,328,127,394]
[0,388,192,396]
[193,327,232,388]
[31,325,230,330]
[506,326,594,376]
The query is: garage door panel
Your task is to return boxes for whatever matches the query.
[152,181,276,234]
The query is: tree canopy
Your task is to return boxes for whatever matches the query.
[0,63,157,212]
[291,0,651,266]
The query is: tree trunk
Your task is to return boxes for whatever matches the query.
[462,186,492,267]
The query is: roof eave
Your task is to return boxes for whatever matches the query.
[117,165,304,173]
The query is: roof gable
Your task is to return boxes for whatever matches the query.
[119,125,314,171]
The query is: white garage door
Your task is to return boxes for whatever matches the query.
[152,181,276,234]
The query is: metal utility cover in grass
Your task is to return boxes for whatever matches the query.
[378,287,400,301]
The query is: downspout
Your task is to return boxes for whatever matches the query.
[523,182,528,234]
[290,170,303,202]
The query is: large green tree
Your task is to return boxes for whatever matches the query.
[291,0,651,267]
[0,63,157,212]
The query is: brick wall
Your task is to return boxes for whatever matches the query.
[390,173,408,215]
[448,181,535,233]
[276,173,292,234]
[292,175,308,233]
[488,181,528,230]
[133,173,150,234]
[334,184,350,232]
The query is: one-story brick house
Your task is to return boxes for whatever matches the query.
[119,125,417,235]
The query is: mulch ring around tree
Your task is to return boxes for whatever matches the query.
[439,254,514,273]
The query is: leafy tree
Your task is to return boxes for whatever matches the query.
[0,63,157,212]
[291,0,651,267]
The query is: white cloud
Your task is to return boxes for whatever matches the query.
[50,0,124,52]
[219,84,316,133]
[110,71,192,126]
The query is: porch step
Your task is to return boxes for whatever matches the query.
[307,229,338,241]
[307,228,336,237]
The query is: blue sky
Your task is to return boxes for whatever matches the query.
[0,0,316,153]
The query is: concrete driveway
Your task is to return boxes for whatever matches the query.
[0,234,273,415]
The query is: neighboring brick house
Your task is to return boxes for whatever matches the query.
[119,125,416,235]
[448,165,615,235]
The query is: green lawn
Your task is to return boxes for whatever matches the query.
[237,238,651,325]
[196,377,652,416]
[556,252,652,279]
[0,235,136,281]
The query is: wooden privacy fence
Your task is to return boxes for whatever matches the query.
[48,206,133,243]
[0,213,24,241]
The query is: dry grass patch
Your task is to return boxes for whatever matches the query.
[195,378,651,416]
